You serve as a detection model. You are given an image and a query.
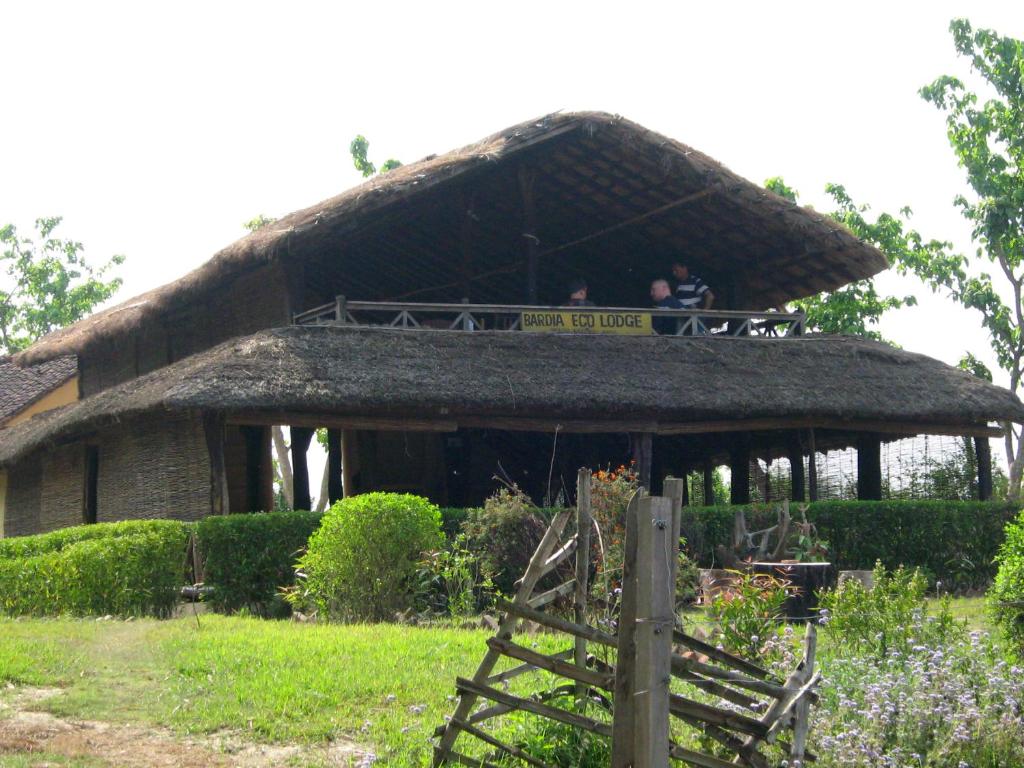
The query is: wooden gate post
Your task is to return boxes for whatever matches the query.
[612,493,676,768]
[633,495,675,768]
[574,468,592,705]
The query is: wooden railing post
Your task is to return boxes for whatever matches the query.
[334,294,347,324]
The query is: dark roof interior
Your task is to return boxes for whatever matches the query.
[19,112,887,365]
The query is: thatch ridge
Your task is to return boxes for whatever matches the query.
[16,111,887,366]
[2,326,1018,467]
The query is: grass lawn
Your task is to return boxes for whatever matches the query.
[0,615,566,766]
[0,598,1000,766]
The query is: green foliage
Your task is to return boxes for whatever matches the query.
[989,510,1024,651]
[0,518,185,559]
[0,217,124,354]
[918,20,1024,495]
[195,511,323,616]
[242,214,277,233]
[680,500,1019,590]
[292,493,443,621]
[819,562,963,659]
[460,487,551,596]
[499,694,610,768]
[707,570,790,660]
[416,532,499,617]
[0,521,189,617]
[349,134,402,178]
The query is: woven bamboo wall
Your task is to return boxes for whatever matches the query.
[4,457,41,537]
[96,412,211,522]
[39,444,85,532]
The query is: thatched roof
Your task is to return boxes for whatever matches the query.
[2,326,1019,467]
[18,111,888,366]
[0,356,76,424]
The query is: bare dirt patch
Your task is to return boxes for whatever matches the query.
[0,687,368,767]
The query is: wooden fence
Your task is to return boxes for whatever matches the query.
[433,470,819,768]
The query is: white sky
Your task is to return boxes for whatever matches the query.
[2,2,1022,491]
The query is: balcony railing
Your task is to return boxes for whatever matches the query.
[293,298,806,337]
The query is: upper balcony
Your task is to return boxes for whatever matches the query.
[293,297,806,338]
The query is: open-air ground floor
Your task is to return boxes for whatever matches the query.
[2,327,1021,537]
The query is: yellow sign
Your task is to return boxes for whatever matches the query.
[520,310,652,335]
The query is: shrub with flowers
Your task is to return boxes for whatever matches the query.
[588,464,638,610]
[812,630,1024,768]
[818,562,962,660]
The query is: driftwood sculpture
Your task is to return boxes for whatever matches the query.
[715,501,791,568]
[433,475,820,768]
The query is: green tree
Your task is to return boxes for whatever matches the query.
[763,177,936,341]
[916,19,1024,496]
[349,135,401,178]
[0,217,124,354]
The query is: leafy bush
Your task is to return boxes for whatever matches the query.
[818,562,962,659]
[989,510,1024,651]
[0,521,189,617]
[416,532,498,617]
[292,493,443,621]
[679,500,1019,590]
[460,488,551,596]
[195,511,323,616]
[706,570,791,660]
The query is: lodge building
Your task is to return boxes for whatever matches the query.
[2,112,1022,536]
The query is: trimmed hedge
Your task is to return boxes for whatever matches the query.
[0,519,189,560]
[0,521,190,617]
[195,511,324,615]
[679,500,1020,590]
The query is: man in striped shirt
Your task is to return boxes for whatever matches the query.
[671,262,715,310]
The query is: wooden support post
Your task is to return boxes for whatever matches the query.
[341,429,356,497]
[632,495,675,768]
[703,461,715,506]
[856,432,882,501]
[611,493,641,768]
[975,436,993,501]
[807,429,818,502]
[518,165,539,304]
[327,428,343,505]
[787,433,805,503]
[681,471,690,506]
[574,468,592,706]
[291,426,315,511]
[631,432,654,490]
[241,425,271,512]
[730,436,751,505]
[203,413,230,515]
